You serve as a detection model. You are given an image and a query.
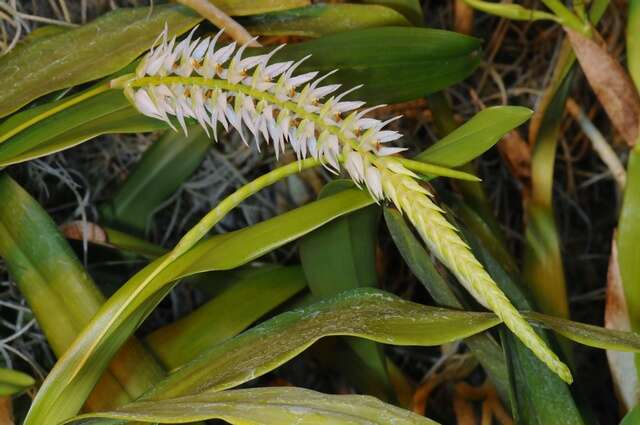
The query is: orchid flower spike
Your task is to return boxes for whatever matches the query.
[114,27,573,385]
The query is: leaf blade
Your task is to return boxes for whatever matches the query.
[69,387,438,425]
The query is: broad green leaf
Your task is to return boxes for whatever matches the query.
[0,369,35,396]
[132,288,502,400]
[146,265,307,369]
[415,106,533,167]
[618,148,640,329]
[299,180,393,401]
[359,0,424,25]
[243,4,410,37]
[100,127,211,234]
[270,27,481,104]
[300,181,379,298]
[69,387,438,425]
[383,208,510,401]
[0,174,165,411]
[0,27,481,167]
[0,90,165,167]
[0,5,202,118]
[24,189,374,424]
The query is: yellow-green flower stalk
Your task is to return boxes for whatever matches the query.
[113,27,572,383]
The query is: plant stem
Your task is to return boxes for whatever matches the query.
[540,0,588,33]
[177,0,259,47]
[173,157,319,254]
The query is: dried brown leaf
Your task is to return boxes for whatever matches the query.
[497,130,531,185]
[567,29,640,146]
[60,221,109,246]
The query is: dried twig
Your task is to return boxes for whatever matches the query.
[566,98,626,189]
[176,0,260,46]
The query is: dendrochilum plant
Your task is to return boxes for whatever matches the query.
[111,27,572,383]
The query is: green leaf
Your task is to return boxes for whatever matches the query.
[100,127,211,234]
[129,288,502,401]
[501,332,584,425]
[212,0,310,16]
[383,208,510,401]
[358,0,424,26]
[146,265,307,369]
[100,226,167,258]
[68,387,438,425]
[0,174,166,411]
[300,180,393,400]
[24,188,374,424]
[270,27,481,104]
[0,90,165,167]
[622,404,640,425]
[0,5,202,118]
[617,147,640,331]
[300,181,379,298]
[462,0,561,22]
[415,106,533,167]
[0,369,35,397]
[243,4,410,37]
[525,311,640,352]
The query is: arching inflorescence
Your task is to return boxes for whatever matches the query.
[113,27,572,384]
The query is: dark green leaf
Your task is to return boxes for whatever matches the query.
[244,4,410,37]
[270,27,481,104]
